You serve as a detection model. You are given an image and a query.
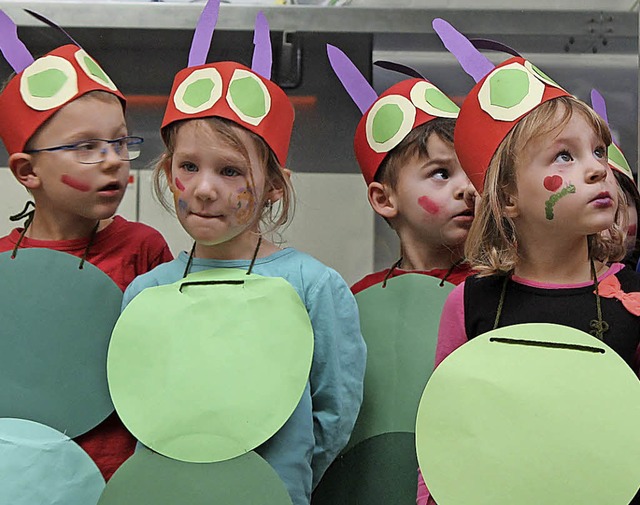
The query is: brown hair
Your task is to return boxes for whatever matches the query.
[465,95,626,276]
[153,116,294,235]
[374,117,456,188]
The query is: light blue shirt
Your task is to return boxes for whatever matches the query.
[122,247,366,505]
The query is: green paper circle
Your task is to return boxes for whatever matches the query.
[0,418,105,505]
[226,69,271,126]
[313,432,417,505]
[75,49,117,91]
[347,274,454,450]
[20,55,78,111]
[609,143,634,180]
[416,323,640,505]
[524,60,564,90]
[108,268,314,463]
[173,67,223,115]
[365,94,416,154]
[0,249,122,437]
[98,446,292,505]
[489,68,530,108]
[410,81,459,119]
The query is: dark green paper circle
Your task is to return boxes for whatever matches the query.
[98,446,292,505]
[108,268,314,463]
[348,274,454,450]
[0,249,121,437]
[416,323,640,505]
[312,432,417,505]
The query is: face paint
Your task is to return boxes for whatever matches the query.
[235,187,256,224]
[628,224,637,236]
[175,178,185,191]
[545,184,576,220]
[61,174,91,192]
[418,196,439,215]
[543,175,563,192]
[177,198,188,215]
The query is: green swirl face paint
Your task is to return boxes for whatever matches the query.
[545,184,576,220]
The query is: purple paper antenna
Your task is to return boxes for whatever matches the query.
[327,44,377,114]
[590,89,618,144]
[252,12,272,80]
[0,9,33,73]
[188,0,220,68]
[432,18,495,83]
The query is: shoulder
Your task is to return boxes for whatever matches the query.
[122,258,185,307]
[108,216,168,244]
[612,263,640,290]
[350,270,389,294]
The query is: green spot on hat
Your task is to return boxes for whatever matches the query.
[372,103,404,144]
[83,56,109,83]
[529,63,560,87]
[424,88,459,114]
[183,79,215,109]
[609,143,633,178]
[228,77,266,118]
[27,69,68,99]
[489,68,530,109]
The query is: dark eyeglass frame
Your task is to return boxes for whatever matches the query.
[25,135,144,164]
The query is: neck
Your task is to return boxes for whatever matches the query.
[397,233,464,271]
[26,209,106,241]
[514,234,604,284]
[194,231,279,261]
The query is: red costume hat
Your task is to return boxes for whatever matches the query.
[161,0,294,166]
[433,19,571,194]
[328,46,459,186]
[0,12,124,155]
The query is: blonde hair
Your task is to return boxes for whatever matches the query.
[153,117,294,235]
[465,95,626,276]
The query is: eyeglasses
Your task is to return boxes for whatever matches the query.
[25,136,144,164]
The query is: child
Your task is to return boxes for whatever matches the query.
[416,19,640,504]
[119,2,366,504]
[0,13,172,480]
[322,46,474,505]
[590,89,640,269]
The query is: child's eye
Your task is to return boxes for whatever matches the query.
[554,151,573,163]
[222,166,240,177]
[429,168,449,180]
[75,140,100,152]
[180,162,198,173]
[594,146,606,159]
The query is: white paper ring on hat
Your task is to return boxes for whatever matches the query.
[365,94,416,154]
[410,81,459,119]
[226,68,271,127]
[524,60,565,91]
[20,55,78,111]
[74,49,117,91]
[173,67,223,115]
[477,62,545,122]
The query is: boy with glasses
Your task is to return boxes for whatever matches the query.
[0,27,172,480]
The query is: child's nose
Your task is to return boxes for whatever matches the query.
[193,173,218,200]
[586,159,608,183]
[101,143,123,169]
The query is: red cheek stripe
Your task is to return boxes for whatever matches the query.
[418,196,439,215]
[175,178,185,191]
[61,174,91,192]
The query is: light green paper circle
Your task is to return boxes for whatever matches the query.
[347,274,454,450]
[108,268,314,463]
[20,55,78,111]
[98,447,292,505]
[183,79,215,108]
[477,62,545,122]
[226,69,271,126]
[0,418,105,505]
[524,60,565,90]
[609,143,634,180]
[0,249,121,437]
[365,94,416,154]
[173,67,223,115]
[489,68,529,108]
[416,323,640,505]
[75,49,117,91]
[410,81,459,119]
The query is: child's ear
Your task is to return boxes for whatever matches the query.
[266,167,291,204]
[9,153,40,190]
[368,182,398,219]
[503,191,519,218]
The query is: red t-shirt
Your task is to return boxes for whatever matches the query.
[351,262,473,295]
[0,215,174,480]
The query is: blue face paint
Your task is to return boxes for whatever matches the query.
[178,198,188,214]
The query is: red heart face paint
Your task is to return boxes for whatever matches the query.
[418,196,439,215]
[175,178,185,191]
[543,175,563,192]
[61,174,91,192]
